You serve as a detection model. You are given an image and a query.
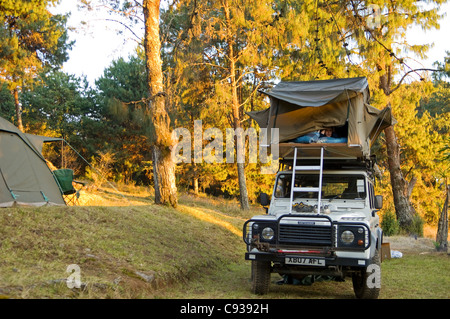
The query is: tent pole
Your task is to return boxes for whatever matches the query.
[61,140,64,168]
[345,88,351,122]
[271,100,279,145]
[0,168,17,200]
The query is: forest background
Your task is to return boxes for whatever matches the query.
[0,0,449,238]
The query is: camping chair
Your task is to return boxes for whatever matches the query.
[53,169,85,205]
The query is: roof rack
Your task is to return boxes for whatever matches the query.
[278,143,364,160]
[277,144,376,172]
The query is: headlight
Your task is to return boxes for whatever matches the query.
[336,224,370,249]
[261,227,275,240]
[341,230,355,244]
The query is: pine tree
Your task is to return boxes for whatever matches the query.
[273,0,447,232]
[342,0,446,231]
[163,0,306,209]
[143,0,178,207]
[0,0,71,131]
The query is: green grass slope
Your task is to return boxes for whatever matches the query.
[0,191,256,299]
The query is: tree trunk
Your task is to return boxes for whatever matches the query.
[232,71,250,210]
[152,146,177,207]
[379,68,415,232]
[190,115,199,196]
[223,0,250,210]
[436,184,449,252]
[236,162,250,209]
[13,87,23,132]
[384,125,414,229]
[143,0,177,207]
[192,162,199,196]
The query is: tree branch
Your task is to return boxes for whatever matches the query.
[103,18,142,43]
[389,68,439,94]
[239,81,261,109]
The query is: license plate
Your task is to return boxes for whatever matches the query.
[285,256,325,266]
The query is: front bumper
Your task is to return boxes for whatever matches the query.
[245,250,369,268]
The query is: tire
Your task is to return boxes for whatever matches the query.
[352,249,381,299]
[251,260,271,295]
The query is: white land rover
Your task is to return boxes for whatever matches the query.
[243,161,384,299]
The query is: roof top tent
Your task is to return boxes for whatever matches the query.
[247,77,396,161]
[0,116,66,207]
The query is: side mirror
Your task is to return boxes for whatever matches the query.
[260,192,270,207]
[375,195,383,210]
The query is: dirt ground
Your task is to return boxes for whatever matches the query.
[384,236,441,254]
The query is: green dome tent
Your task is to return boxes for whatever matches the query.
[0,116,65,207]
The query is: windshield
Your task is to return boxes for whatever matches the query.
[275,173,366,200]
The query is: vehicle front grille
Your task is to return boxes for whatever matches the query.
[279,224,332,246]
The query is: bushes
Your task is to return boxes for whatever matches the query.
[85,151,116,188]
[407,214,424,237]
[381,210,400,236]
[381,210,424,237]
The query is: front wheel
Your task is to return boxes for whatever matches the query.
[251,260,271,295]
[352,249,381,299]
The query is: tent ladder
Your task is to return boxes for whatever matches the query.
[289,147,324,214]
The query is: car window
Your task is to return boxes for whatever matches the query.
[274,174,366,199]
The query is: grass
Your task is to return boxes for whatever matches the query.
[0,188,255,298]
[381,253,450,298]
[154,253,450,299]
[0,185,448,299]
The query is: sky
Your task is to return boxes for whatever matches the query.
[50,1,143,86]
[51,1,450,87]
